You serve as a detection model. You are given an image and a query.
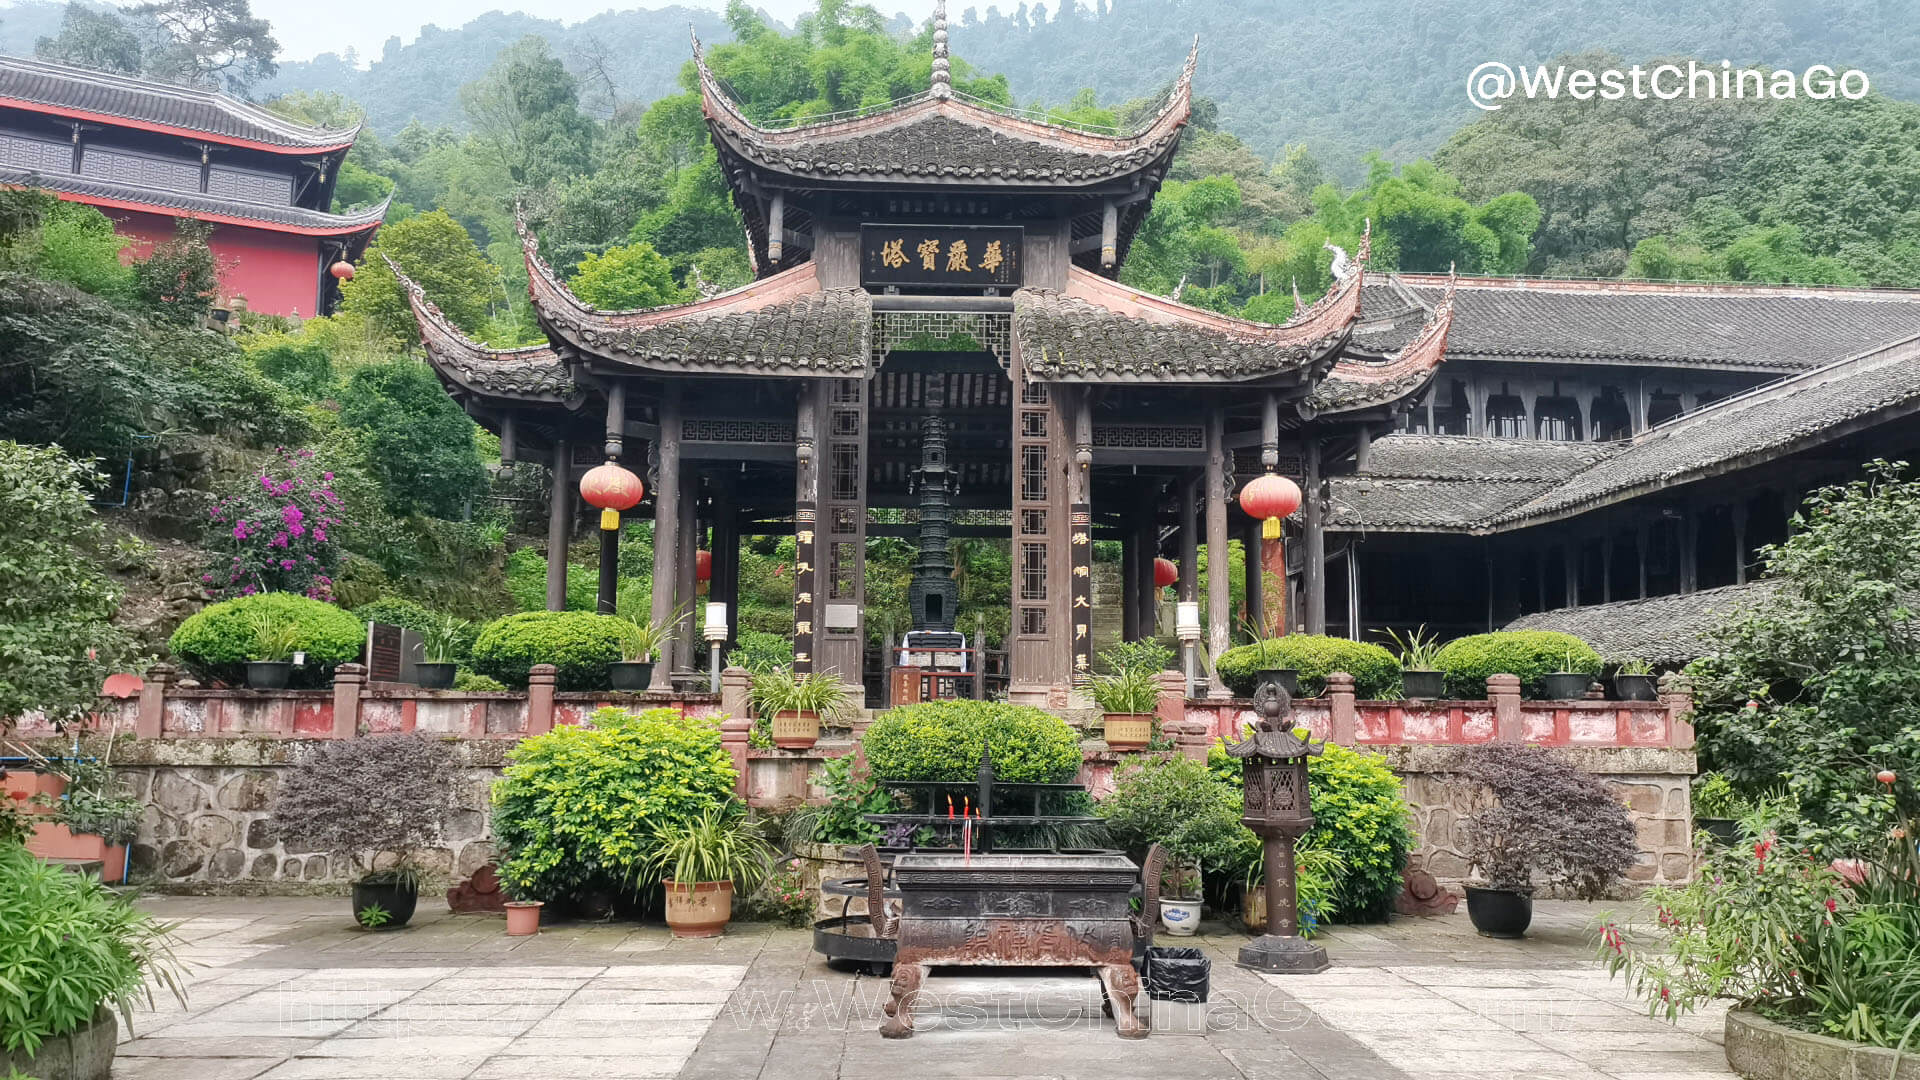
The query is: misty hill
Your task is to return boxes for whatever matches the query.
[7,0,1919,173]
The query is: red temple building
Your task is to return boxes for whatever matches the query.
[0,54,385,317]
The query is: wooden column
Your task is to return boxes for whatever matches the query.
[792,382,821,674]
[546,439,571,611]
[1120,515,1139,642]
[1205,409,1230,698]
[648,387,682,690]
[1732,502,1749,586]
[711,482,737,655]
[1178,477,1199,604]
[1136,491,1158,639]
[1563,542,1580,608]
[1303,438,1327,636]
[1680,512,1699,594]
[596,382,627,615]
[674,469,698,673]
[767,192,785,264]
[1242,515,1263,637]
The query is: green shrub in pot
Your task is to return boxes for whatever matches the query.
[1214,634,1402,698]
[168,592,364,687]
[1431,630,1602,699]
[863,700,1081,784]
[469,611,643,690]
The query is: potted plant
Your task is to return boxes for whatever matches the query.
[610,607,686,691]
[1096,756,1245,938]
[1610,657,1657,701]
[1,833,184,1080]
[1158,861,1204,936]
[503,894,544,936]
[269,733,459,931]
[1234,619,1298,696]
[643,803,773,937]
[1540,648,1597,700]
[1091,665,1160,751]
[1690,772,1741,847]
[1239,835,1345,936]
[749,666,854,749]
[244,607,302,690]
[413,614,468,690]
[1445,743,1637,938]
[1387,625,1444,699]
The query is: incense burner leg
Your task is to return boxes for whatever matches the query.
[1097,963,1146,1039]
[880,962,925,1037]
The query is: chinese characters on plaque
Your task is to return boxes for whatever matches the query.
[861,225,1023,289]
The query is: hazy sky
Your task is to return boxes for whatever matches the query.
[255,0,941,63]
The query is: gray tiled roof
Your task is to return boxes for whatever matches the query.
[0,54,359,150]
[578,287,873,375]
[1329,437,1612,531]
[1358,275,1920,372]
[1505,581,1780,666]
[0,165,387,233]
[1013,289,1336,381]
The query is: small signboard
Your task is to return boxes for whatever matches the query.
[860,224,1023,290]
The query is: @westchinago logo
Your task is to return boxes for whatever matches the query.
[1467,60,1870,110]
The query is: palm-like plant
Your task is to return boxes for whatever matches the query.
[417,613,470,664]
[643,804,773,890]
[618,603,689,663]
[749,666,855,721]
[1386,624,1442,670]
[246,609,301,662]
[1089,665,1161,714]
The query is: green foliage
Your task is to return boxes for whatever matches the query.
[167,593,363,687]
[754,862,818,928]
[1211,739,1416,922]
[130,219,220,323]
[1692,772,1740,819]
[1692,462,1920,855]
[459,36,597,190]
[725,630,794,674]
[1215,634,1402,698]
[0,443,134,731]
[642,802,772,889]
[452,671,508,692]
[0,842,185,1055]
[337,359,490,519]
[469,610,642,690]
[356,903,392,929]
[1599,820,1920,1046]
[1089,665,1160,715]
[50,757,142,848]
[490,707,736,903]
[1385,625,1443,669]
[1097,756,1246,890]
[246,340,335,399]
[748,666,855,721]
[807,753,895,846]
[505,548,594,612]
[29,201,132,299]
[351,596,436,633]
[339,210,503,349]
[1432,630,1602,699]
[418,613,472,664]
[568,242,691,310]
[863,701,1083,784]
[1446,742,1637,898]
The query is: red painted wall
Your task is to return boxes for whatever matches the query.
[108,208,322,317]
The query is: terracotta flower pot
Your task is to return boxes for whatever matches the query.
[664,880,734,937]
[25,823,126,884]
[1103,713,1152,751]
[504,900,544,936]
[3,769,65,810]
[771,710,821,750]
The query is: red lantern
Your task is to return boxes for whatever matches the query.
[1240,473,1302,540]
[695,550,713,582]
[1153,556,1178,589]
[579,462,644,530]
[329,260,355,281]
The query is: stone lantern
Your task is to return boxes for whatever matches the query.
[1228,679,1329,974]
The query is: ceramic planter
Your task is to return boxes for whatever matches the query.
[1613,674,1658,701]
[1158,898,1201,936]
[664,880,735,937]
[1465,886,1533,938]
[1401,670,1445,699]
[25,823,126,883]
[1255,668,1299,697]
[245,661,292,690]
[1,1006,117,1080]
[609,661,654,691]
[1539,672,1592,700]
[1103,713,1153,751]
[351,875,419,930]
[414,662,456,690]
[504,900,544,936]
[771,710,821,749]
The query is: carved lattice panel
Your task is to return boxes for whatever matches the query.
[872,311,1011,368]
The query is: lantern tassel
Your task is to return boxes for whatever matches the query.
[1263,516,1281,541]
[601,508,620,531]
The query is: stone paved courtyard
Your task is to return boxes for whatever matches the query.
[113,896,1735,1080]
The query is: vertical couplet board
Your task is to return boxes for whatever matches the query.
[818,377,868,684]
[793,382,821,674]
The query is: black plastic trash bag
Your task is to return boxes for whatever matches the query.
[1144,946,1210,1003]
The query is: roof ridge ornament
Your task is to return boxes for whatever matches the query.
[1324,219,1372,282]
[931,0,952,99]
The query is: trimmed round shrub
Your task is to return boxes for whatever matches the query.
[1215,634,1402,698]
[1210,739,1416,923]
[470,611,642,690]
[491,707,736,905]
[1433,630,1602,699]
[453,670,509,692]
[167,592,363,687]
[864,700,1082,784]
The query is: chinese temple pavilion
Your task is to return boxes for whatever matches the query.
[402,8,1453,703]
[0,54,385,316]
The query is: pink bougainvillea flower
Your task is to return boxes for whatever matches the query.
[271,532,289,549]
[232,521,253,540]
[1831,858,1869,885]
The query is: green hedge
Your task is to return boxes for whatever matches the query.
[470,611,642,690]
[168,593,363,687]
[1215,635,1402,698]
[864,701,1082,784]
[1432,630,1602,699]
[491,707,736,905]
[1210,739,1415,922]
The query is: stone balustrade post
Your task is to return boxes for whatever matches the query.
[1155,669,1185,734]
[526,664,557,736]
[719,714,753,797]
[1489,674,1523,742]
[1326,671,1356,745]
[720,666,751,719]
[136,663,175,739]
[1660,672,1695,748]
[848,712,875,778]
[330,663,365,739]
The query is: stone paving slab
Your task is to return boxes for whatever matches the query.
[108,895,1734,1080]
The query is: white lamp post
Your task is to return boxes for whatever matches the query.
[704,602,729,693]
[1175,601,1202,700]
